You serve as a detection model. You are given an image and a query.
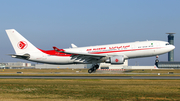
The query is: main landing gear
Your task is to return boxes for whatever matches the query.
[88,64,99,73]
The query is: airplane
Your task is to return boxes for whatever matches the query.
[6,29,175,73]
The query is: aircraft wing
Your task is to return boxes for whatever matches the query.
[53,47,106,63]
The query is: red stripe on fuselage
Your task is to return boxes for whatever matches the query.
[38,47,162,56]
[89,47,161,54]
[38,49,72,57]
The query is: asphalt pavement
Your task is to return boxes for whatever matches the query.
[0,76,180,79]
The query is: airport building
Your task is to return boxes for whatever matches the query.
[0,64,5,69]
[0,62,35,69]
[157,61,180,69]
[0,62,86,69]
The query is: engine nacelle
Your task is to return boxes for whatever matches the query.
[105,55,124,64]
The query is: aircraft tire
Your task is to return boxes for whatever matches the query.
[88,69,93,73]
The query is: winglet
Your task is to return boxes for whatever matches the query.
[71,43,77,48]
[53,47,65,52]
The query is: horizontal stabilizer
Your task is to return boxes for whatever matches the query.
[8,54,30,60]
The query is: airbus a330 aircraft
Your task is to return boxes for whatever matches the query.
[6,29,175,73]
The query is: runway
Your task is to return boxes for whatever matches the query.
[0,76,180,79]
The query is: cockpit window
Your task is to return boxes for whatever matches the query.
[166,43,170,45]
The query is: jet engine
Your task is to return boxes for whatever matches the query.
[105,55,124,64]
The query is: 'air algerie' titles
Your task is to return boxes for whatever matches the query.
[86,47,106,51]
[86,45,130,51]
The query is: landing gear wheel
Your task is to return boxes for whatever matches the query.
[88,69,93,73]
[88,64,99,73]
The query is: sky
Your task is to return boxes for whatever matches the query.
[0,0,180,66]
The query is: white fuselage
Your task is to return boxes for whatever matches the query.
[28,40,175,64]
[6,29,175,64]
[6,29,175,72]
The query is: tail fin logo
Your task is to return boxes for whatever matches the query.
[17,41,28,49]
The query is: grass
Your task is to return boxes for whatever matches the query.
[0,69,179,100]
[0,79,180,101]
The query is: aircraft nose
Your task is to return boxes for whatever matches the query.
[172,45,175,49]
[171,45,175,50]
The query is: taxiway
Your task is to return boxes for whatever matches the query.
[0,76,180,79]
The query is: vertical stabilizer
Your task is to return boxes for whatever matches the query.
[6,29,41,55]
